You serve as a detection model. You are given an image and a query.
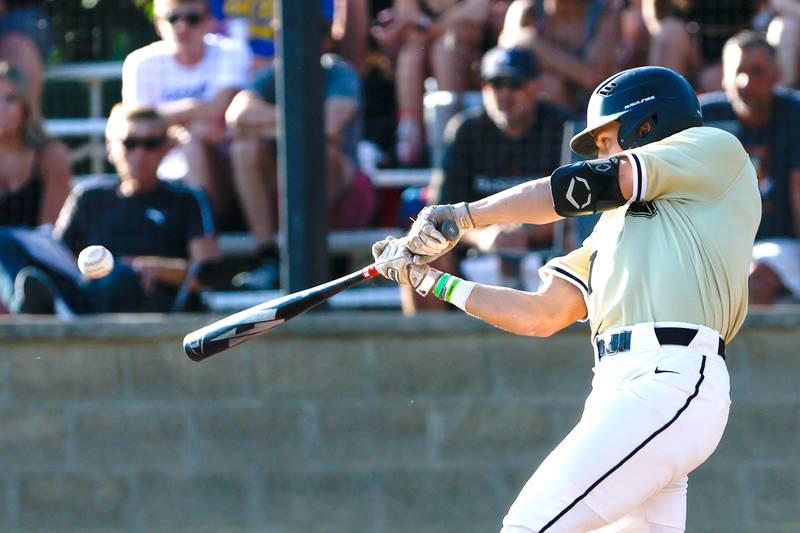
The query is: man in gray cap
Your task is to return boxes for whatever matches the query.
[432,47,575,202]
[407,46,576,312]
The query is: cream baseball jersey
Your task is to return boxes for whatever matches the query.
[542,126,761,342]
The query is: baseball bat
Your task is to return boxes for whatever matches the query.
[183,220,459,361]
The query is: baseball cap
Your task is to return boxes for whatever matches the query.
[480,47,539,81]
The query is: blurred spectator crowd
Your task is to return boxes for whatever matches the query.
[1,0,800,315]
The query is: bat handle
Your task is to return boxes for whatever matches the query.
[366,219,460,279]
[363,264,380,279]
[440,219,459,241]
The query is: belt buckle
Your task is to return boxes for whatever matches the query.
[596,338,607,358]
[605,334,621,356]
[602,330,632,357]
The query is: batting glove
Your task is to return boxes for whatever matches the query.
[406,202,474,264]
[372,236,442,296]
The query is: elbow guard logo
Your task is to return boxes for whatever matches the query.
[567,177,592,210]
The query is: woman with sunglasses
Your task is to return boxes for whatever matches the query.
[0,61,71,228]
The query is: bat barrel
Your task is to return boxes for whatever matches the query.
[184,222,457,361]
[184,269,369,361]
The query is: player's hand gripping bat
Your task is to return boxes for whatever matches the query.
[183,221,459,361]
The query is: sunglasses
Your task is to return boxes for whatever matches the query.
[165,11,206,26]
[122,136,167,150]
[487,77,526,90]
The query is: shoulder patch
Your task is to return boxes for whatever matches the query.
[626,201,658,218]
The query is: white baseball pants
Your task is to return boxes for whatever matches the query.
[501,322,731,532]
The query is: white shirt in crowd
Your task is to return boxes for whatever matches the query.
[122,33,252,106]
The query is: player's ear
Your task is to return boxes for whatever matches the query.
[637,119,653,138]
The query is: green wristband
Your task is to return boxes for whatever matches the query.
[433,273,451,299]
[444,277,462,302]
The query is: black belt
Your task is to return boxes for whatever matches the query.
[595,327,726,360]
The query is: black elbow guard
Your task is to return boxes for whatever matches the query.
[550,157,627,217]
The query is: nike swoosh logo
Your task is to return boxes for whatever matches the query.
[654,367,680,375]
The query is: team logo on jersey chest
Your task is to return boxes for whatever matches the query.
[626,201,658,218]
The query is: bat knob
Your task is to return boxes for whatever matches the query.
[440,220,459,241]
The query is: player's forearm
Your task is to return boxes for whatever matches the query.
[468,177,562,227]
[462,284,568,337]
[469,273,591,337]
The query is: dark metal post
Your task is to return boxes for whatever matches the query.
[275,0,327,291]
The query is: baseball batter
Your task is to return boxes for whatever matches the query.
[373,66,760,532]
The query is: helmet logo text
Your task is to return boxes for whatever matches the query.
[623,95,655,109]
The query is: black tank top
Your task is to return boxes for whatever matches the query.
[0,148,44,227]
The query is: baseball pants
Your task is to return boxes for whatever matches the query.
[501,322,731,532]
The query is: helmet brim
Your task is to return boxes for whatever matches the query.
[569,112,625,158]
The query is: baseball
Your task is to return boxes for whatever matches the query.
[78,245,114,279]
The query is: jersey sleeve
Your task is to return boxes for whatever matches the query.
[539,242,593,319]
[621,127,750,204]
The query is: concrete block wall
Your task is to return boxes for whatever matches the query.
[0,310,798,532]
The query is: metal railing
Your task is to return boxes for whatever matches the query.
[43,61,433,188]
[43,61,122,174]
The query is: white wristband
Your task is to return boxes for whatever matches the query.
[432,273,475,312]
[447,279,475,311]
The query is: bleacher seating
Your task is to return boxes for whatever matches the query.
[44,61,121,174]
[40,63,579,312]
[41,64,573,313]
[42,62,437,311]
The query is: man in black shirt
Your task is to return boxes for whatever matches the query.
[407,46,575,312]
[700,31,800,304]
[0,104,220,313]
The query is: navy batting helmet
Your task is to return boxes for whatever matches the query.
[570,66,703,157]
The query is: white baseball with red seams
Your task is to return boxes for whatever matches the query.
[77,245,114,279]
